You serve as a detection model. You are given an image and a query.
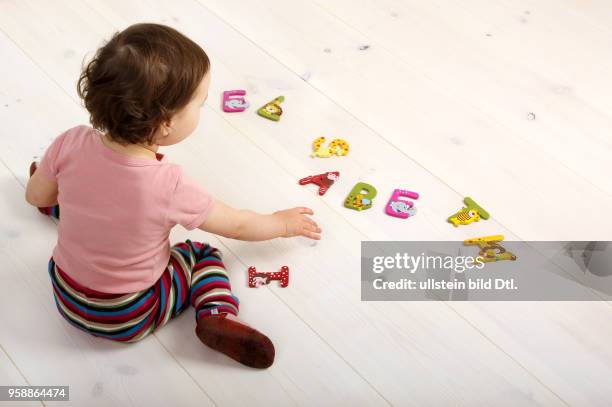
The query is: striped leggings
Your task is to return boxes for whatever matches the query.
[48,240,240,342]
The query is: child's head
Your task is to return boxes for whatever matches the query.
[78,23,210,147]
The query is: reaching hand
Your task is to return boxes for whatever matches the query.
[274,207,322,240]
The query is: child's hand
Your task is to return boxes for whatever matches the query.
[274,207,322,240]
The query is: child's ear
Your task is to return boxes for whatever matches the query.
[151,123,170,145]
[158,121,172,138]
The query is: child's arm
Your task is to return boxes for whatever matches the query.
[26,129,69,208]
[25,169,59,208]
[198,200,322,241]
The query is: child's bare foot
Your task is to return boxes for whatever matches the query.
[195,313,275,369]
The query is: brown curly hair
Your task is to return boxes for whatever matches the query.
[77,23,210,146]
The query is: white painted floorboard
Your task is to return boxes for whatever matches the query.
[1,1,611,406]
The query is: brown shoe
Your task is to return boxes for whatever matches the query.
[29,161,37,177]
[195,314,275,369]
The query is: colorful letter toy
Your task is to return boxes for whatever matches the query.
[464,235,517,263]
[222,90,249,112]
[257,96,284,121]
[248,266,289,288]
[344,182,377,211]
[447,197,490,227]
[299,171,339,196]
[385,189,419,218]
[310,137,350,158]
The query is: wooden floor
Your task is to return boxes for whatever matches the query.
[1,1,612,406]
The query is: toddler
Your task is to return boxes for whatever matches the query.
[25,23,321,369]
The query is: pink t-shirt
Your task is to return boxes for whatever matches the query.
[39,125,215,294]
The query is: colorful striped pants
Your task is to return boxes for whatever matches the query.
[38,204,60,220]
[48,240,240,342]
